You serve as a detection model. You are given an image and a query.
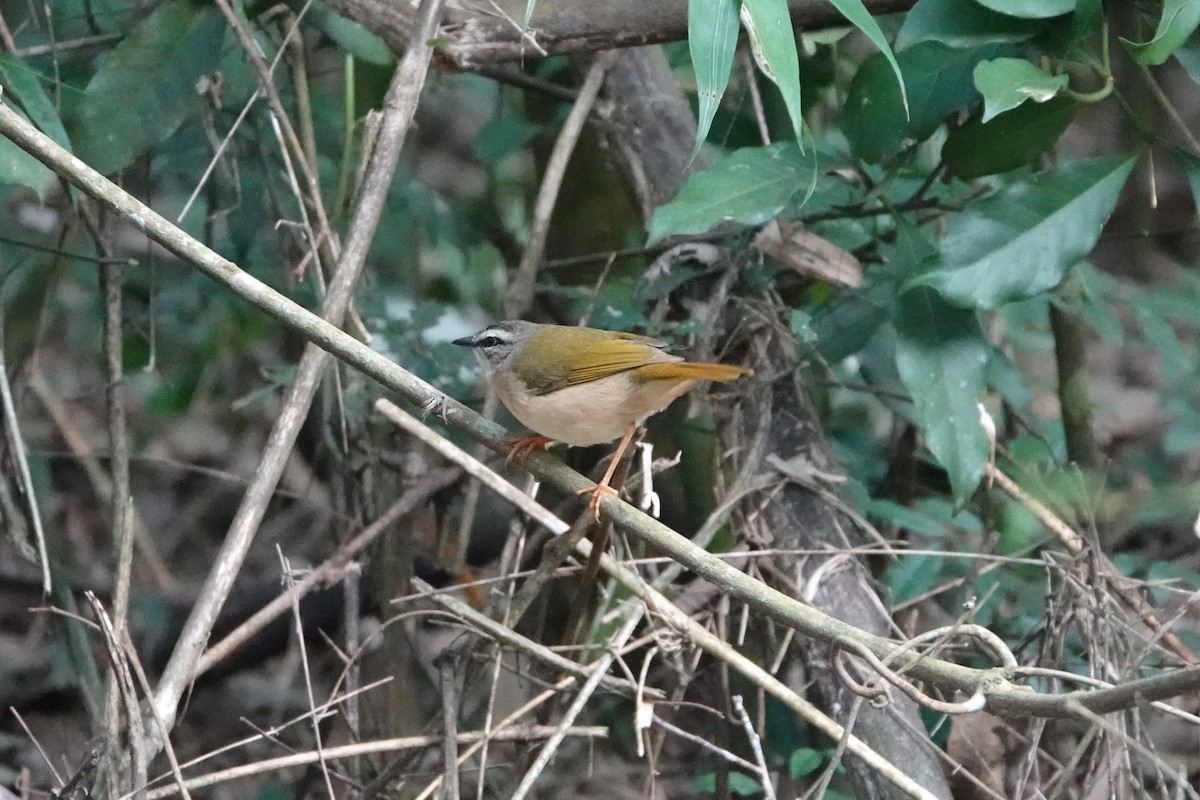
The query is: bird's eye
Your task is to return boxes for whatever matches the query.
[477,335,502,348]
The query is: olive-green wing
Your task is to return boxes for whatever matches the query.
[523,327,670,395]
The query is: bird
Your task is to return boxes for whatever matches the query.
[453,320,751,518]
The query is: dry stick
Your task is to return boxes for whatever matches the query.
[149,0,447,734]
[86,593,148,797]
[0,318,51,594]
[129,680,393,800]
[120,630,193,800]
[507,604,645,800]
[732,695,776,800]
[194,468,459,677]
[986,462,1200,666]
[2,97,1199,723]
[140,726,608,800]
[279,549,338,800]
[438,657,461,800]
[376,401,939,800]
[82,202,143,796]
[503,50,619,318]
[410,576,652,698]
[211,0,334,260]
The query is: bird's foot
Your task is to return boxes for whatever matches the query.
[506,434,555,463]
[576,482,619,520]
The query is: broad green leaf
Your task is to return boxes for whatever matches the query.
[1071,0,1104,39]
[895,288,990,501]
[868,498,952,537]
[690,0,740,152]
[472,114,536,164]
[844,42,1006,163]
[0,55,71,151]
[911,154,1137,308]
[943,96,1078,178]
[647,142,807,242]
[828,0,908,115]
[896,0,1044,50]
[68,0,224,174]
[695,771,762,795]
[884,551,948,602]
[811,285,891,362]
[1175,28,1200,82]
[308,4,393,65]
[973,0,1075,19]
[0,54,72,198]
[741,0,804,142]
[974,58,1069,121]
[1121,0,1200,65]
[788,748,823,778]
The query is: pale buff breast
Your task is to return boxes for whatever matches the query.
[494,369,699,447]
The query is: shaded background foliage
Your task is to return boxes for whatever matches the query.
[1,0,1199,798]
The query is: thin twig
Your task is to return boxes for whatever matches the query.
[508,604,645,800]
[732,696,775,800]
[140,726,608,800]
[194,468,459,677]
[376,400,940,800]
[149,0,448,737]
[504,50,619,318]
[438,657,461,800]
[0,314,50,593]
[278,549,338,800]
[410,576,657,698]
[4,92,1200,724]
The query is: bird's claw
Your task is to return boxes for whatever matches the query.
[506,434,555,463]
[577,483,619,520]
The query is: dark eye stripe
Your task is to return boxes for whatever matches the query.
[477,335,503,348]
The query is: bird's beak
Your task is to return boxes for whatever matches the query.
[452,335,476,347]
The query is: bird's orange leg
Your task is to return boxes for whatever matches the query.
[577,424,637,520]
[506,434,555,463]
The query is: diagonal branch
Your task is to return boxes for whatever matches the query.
[2,91,1199,721]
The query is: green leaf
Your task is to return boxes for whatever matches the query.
[895,288,990,501]
[472,114,536,164]
[68,0,225,174]
[973,58,1069,122]
[973,0,1075,19]
[896,0,1045,50]
[690,0,740,152]
[695,771,762,795]
[884,551,947,602]
[843,42,1006,163]
[0,54,72,198]
[868,498,951,537]
[788,748,823,778]
[0,55,71,151]
[943,96,1078,179]
[741,0,804,142]
[911,154,1138,308]
[308,4,394,65]
[828,0,908,115]
[647,142,807,242]
[1174,28,1200,82]
[1071,0,1104,39]
[1121,0,1200,65]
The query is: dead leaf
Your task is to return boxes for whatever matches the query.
[753,219,863,288]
